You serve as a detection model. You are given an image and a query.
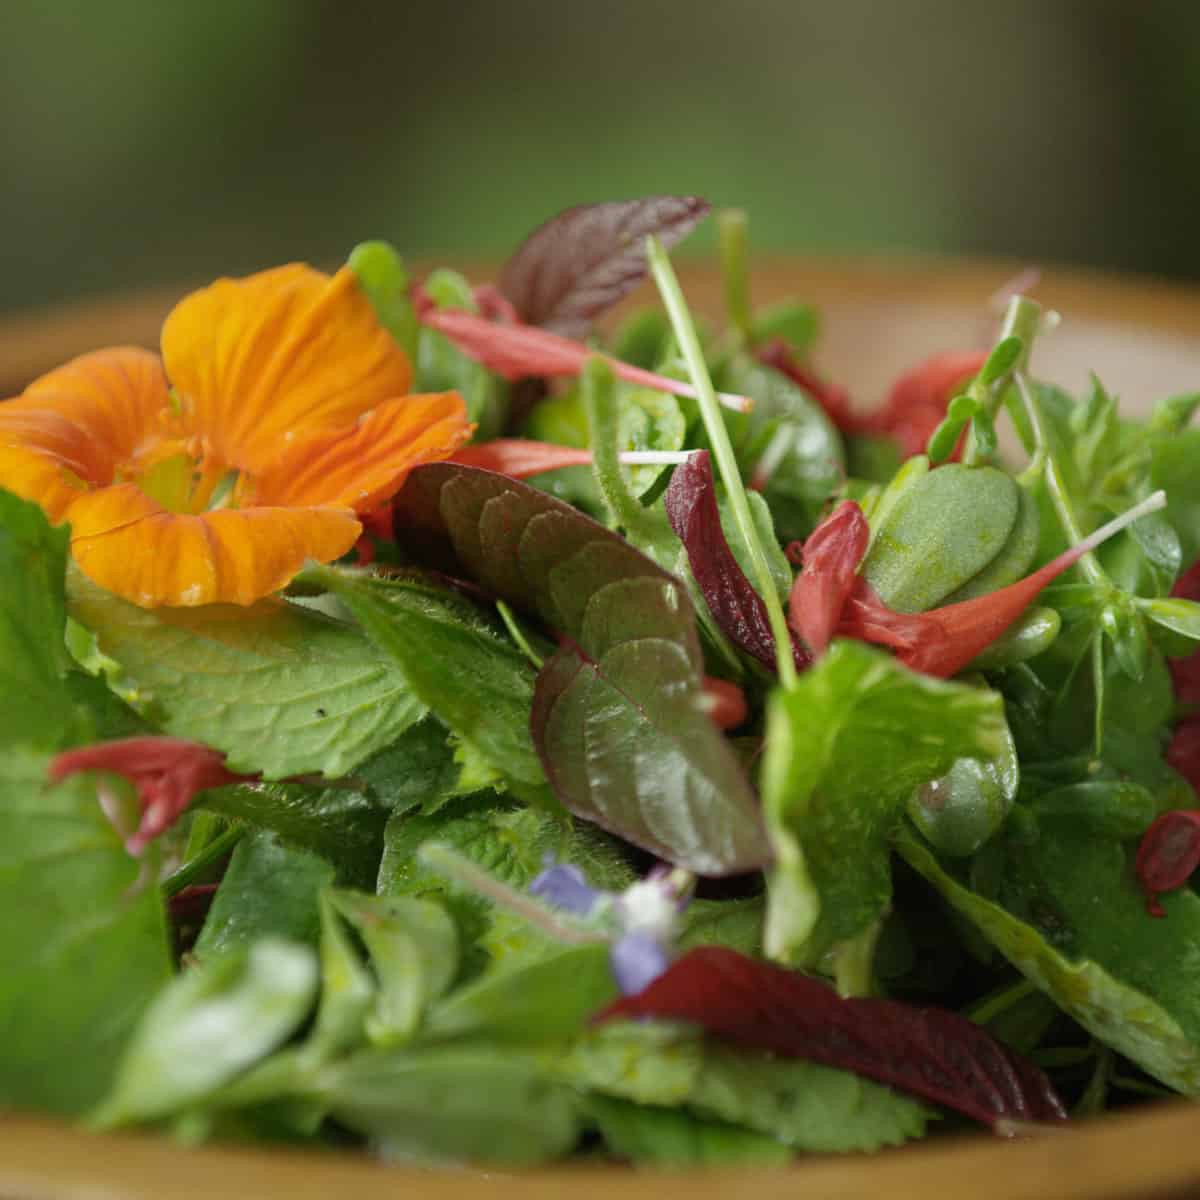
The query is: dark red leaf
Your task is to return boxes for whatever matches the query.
[1168,717,1200,795]
[787,500,870,655]
[597,946,1067,1129]
[1135,809,1200,917]
[498,197,711,338]
[664,450,810,674]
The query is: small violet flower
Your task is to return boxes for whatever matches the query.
[529,860,692,995]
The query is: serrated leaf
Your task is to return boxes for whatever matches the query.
[762,640,1010,963]
[598,947,1064,1127]
[563,1020,931,1153]
[311,568,545,795]
[67,567,424,779]
[498,196,710,338]
[0,750,171,1115]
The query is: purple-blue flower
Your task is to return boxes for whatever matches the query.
[529,860,693,995]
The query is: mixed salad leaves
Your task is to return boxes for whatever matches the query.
[4,196,1200,1167]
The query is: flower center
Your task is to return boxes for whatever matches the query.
[128,442,236,514]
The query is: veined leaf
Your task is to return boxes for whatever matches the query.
[563,1020,932,1153]
[0,750,171,1115]
[310,569,546,796]
[67,569,425,780]
[499,196,710,338]
[392,464,766,874]
[897,827,1200,1094]
[762,640,1010,964]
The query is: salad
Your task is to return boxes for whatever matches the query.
[3,196,1200,1168]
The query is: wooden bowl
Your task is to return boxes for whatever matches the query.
[3,258,1200,1200]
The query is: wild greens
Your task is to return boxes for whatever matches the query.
[3,197,1200,1168]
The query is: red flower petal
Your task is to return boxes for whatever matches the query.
[787,500,870,655]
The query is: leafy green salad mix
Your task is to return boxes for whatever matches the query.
[4,196,1200,1167]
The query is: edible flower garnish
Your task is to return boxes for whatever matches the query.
[48,736,247,855]
[0,265,471,606]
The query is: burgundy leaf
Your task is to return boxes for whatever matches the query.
[1135,809,1200,917]
[787,499,870,656]
[597,946,1067,1130]
[664,450,810,674]
[498,196,711,338]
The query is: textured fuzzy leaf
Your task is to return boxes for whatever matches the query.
[67,570,425,780]
[598,946,1065,1128]
[665,450,809,672]
[498,196,710,338]
[393,464,765,873]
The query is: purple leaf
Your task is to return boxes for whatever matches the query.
[597,946,1067,1130]
[665,451,810,674]
[498,197,711,338]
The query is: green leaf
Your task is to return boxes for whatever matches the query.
[897,828,1200,1093]
[762,641,1010,965]
[193,831,334,960]
[415,268,509,440]
[67,568,425,779]
[315,1043,581,1165]
[719,354,844,540]
[427,942,616,1042]
[863,464,1022,612]
[346,240,418,359]
[0,750,171,1115]
[0,489,103,751]
[94,939,319,1127]
[750,300,819,356]
[327,890,457,1045]
[308,890,377,1060]
[311,569,546,796]
[587,1095,792,1166]
[561,1022,930,1153]
[1151,429,1200,567]
[1139,597,1200,643]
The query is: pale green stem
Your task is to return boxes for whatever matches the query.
[647,236,799,690]
[832,919,881,998]
[1014,371,1108,587]
[718,208,753,344]
[496,599,544,669]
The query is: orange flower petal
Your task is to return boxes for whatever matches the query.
[251,391,472,511]
[162,264,413,476]
[0,349,169,516]
[68,483,360,607]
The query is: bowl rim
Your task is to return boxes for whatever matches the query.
[1,256,1198,1199]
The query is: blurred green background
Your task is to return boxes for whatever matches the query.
[2,0,1197,317]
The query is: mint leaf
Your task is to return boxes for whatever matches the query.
[762,641,1011,964]
[564,1021,932,1153]
[67,568,425,779]
[0,750,171,1115]
[94,939,318,1128]
[193,831,334,960]
[312,569,546,796]
[898,828,1200,1094]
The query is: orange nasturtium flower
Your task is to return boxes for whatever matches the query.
[0,265,472,607]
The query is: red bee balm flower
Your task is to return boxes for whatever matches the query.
[49,736,249,855]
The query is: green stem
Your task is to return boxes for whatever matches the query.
[647,236,799,690]
[832,919,881,998]
[967,977,1036,1025]
[962,295,1043,466]
[1014,371,1109,587]
[718,209,753,344]
[496,599,544,669]
[1091,632,1106,756]
[162,823,243,899]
